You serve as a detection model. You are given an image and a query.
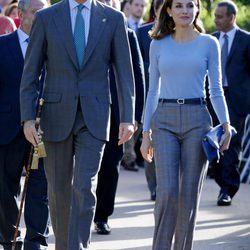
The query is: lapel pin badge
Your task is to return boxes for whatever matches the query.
[102,18,106,22]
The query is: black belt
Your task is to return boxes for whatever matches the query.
[158,98,206,105]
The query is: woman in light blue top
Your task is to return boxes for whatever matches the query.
[140,0,232,249]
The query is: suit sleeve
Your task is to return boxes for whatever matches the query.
[128,30,145,124]
[111,13,135,125]
[20,12,47,122]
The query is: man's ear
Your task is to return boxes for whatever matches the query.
[230,14,236,24]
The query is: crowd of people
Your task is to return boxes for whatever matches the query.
[0,0,249,249]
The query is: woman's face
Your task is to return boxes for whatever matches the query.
[9,7,18,20]
[123,2,131,18]
[168,0,198,28]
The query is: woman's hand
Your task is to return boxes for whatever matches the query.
[140,132,154,163]
[220,122,232,153]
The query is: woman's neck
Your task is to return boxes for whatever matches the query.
[172,27,198,43]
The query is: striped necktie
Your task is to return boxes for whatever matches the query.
[74,4,86,68]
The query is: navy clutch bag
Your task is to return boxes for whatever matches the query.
[202,124,237,163]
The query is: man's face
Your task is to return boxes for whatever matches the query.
[214,6,235,32]
[19,0,48,35]
[130,0,147,20]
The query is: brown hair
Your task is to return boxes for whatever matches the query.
[150,0,205,40]
[3,3,18,17]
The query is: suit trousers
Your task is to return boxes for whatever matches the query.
[210,91,245,198]
[44,111,106,250]
[144,160,157,195]
[0,131,49,250]
[94,112,123,223]
[151,102,211,250]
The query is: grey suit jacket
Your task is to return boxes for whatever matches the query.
[20,0,135,142]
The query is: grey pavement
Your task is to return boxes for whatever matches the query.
[19,168,250,250]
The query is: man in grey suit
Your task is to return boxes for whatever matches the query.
[20,0,135,248]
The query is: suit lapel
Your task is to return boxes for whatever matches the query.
[83,0,107,67]
[227,29,240,63]
[7,31,24,71]
[213,32,220,40]
[213,30,240,65]
[53,0,78,70]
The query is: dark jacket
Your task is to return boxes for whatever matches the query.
[0,31,24,145]
[213,28,250,116]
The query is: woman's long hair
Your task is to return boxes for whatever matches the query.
[150,0,205,40]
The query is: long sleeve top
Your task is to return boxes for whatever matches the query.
[143,33,230,131]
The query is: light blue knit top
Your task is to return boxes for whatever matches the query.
[143,33,230,131]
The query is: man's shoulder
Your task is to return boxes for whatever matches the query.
[36,0,63,18]
[95,1,123,18]
[138,22,154,33]
[0,31,16,45]
[236,28,250,38]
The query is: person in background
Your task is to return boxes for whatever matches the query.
[3,2,18,19]
[0,0,49,249]
[0,14,16,34]
[94,0,145,235]
[146,0,156,23]
[127,0,147,31]
[137,0,164,201]
[121,0,130,18]
[208,0,250,206]
[140,0,232,249]
[121,0,147,172]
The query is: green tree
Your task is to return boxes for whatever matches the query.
[201,0,250,33]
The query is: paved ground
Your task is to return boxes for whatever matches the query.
[17,168,250,250]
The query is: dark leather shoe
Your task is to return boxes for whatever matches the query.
[217,193,232,206]
[150,191,156,201]
[95,222,111,235]
[122,162,139,172]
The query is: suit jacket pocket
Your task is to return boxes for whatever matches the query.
[0,104,11,113]
[44,92,62,103]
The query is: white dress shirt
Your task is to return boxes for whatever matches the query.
[17,28,29,58]
[219,26,237,54]
[127,16,143,31]
[69,0,92,45]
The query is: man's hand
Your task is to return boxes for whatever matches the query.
[23,120,40,147]
[118,122,135,145]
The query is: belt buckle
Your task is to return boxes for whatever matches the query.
[177,98,185,104]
